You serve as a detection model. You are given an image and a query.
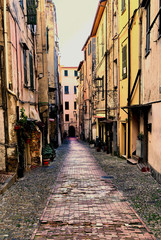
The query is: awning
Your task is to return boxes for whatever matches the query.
[100,119,114,123]
[30,107,41,122]
[121,103,152,110]
[94,116,105,119]
[49,118,56,122]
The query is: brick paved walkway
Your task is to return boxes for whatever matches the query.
[31,138,155,240]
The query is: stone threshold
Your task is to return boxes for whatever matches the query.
[0,172,17,194]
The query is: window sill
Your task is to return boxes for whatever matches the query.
[145,49,151,58]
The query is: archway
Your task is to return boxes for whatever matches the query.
[69,126,75,137]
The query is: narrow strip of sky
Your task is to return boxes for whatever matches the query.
[53,0,99,67]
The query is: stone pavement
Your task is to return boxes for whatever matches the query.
[31,138,155,240]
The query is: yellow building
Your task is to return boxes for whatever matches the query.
[119,1,141,159]
[90,0,118,154]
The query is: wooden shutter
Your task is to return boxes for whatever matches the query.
[29,53,34,89]
[122,45,127,79]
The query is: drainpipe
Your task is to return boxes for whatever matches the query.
[105,4,108,147]
[127,0,131,158]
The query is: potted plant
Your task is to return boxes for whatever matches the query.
[42,144,56,166]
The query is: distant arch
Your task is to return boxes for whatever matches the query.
[69,126,75,137]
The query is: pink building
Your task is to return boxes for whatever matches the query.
[59,66,78,137]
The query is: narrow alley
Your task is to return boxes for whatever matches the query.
[31,138,155,240]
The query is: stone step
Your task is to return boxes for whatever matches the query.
[132,154,140,161]
[127,158,138,165]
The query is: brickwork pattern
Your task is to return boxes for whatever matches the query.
[32,139,155,239]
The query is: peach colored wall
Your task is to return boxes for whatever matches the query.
[60,66,78,135]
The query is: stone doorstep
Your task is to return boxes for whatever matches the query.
[0,172,17,194]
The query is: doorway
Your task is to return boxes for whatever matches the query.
[69,126,75,137]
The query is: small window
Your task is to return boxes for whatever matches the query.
[74,102,77,110]
[64,70,68,76]
[20,0,24,9]
[146,0,150,55]
[102,76,104,99]
[97,36,99,64]
[29,53,34,89]
[65,102,69,110]
[84,49,86,61]
[74,70,77,77]
[23,49,28,85]
[65,114,69,122]
[64,86,69,94]
[88,41,91,55]
[74,86,77,94]
[122,45,127,79]
[121,0,126,13]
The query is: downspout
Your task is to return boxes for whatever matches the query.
[105,4,108,147]
[127,0,131,158]
[3,0,9,170]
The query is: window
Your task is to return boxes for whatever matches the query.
[97,36,99,64]
[101,24,104,57]
[122,45,127,79]
[65,114,69,122]
[46,27,49,53]
[74,70,77,77]
[20,0,24,9]
[74,101,77,110]
[29,53,34,90]
[64,70,68,76]
[121,0,126,13]
[102,76,104,99]
[84,49,86,61]
[146,0,150,55]
[74,86,77,94]
[23,49,28,85]
[88,41,91,55]
[64,86,69,94]
[65,102,69,110]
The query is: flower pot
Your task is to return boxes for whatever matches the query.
[26,139,30,144]
[43,159,50,166]
[96,147,101,152]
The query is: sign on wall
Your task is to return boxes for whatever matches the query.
[27,0,37,25]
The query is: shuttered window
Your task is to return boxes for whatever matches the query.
[122,45,127,79]
[29,53,34,90]
[146,1,150,54]
[121,0,126,13]
[65,102,69,110]
[23,49,28,85]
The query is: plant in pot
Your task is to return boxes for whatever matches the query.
[15,108,36,177]
[89,140,95,148]
[42,144,56,166]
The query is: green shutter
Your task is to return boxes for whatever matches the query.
[29,53,34,89]
[122,45,127,79]
[23,49,28,85]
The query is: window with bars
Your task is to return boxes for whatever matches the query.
[23,49,28,85]
[65,102,69,110]
[122,45,127,79]
[29,53,34,90]
[145,0,150,55]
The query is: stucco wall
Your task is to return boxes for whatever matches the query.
[148,103,161,175]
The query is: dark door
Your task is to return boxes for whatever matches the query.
[69,126,75,137]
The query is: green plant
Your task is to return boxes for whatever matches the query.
[137,132,144,141]
[43,144,56,160]
[89,140,95,144]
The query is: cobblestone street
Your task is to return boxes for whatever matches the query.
[0,138,159,239]
[31,138,155,240]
